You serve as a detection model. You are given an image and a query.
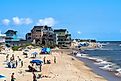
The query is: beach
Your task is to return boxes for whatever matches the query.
[0,48,107,81]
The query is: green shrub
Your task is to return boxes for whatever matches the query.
[12,46,20,51]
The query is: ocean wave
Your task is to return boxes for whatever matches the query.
[80,55,121,77]
[74,49,121,77]
[88,56,121,77]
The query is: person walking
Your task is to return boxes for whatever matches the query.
[11,73,15,81]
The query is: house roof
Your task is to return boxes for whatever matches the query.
[32,25,53,31]
[54,29,67,32]
[5,30,17,34]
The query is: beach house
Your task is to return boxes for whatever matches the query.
[4,30,21,46]
[26,33,32,42]
[5,30,19,42]
[28,25,56,47]
[54,29,71,48]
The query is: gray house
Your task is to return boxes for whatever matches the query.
[27,25,56,47]
[54,29,71,48]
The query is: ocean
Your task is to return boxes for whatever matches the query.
[78,41,121,81]
[86,41,121,66]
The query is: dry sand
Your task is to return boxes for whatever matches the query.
[0,48,107,81]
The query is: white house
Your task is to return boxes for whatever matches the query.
[71,39,80,48]
[0,32,6,44]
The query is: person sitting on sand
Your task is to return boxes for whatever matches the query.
[11,73,15,81]
[47,60,51,64]
[28,65,32,71]
[28,65,37,72]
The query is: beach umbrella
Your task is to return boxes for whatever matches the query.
[0,75,5,79]
[30,59,43,65]
[32,52,38,55]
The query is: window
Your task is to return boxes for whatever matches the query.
[36,30,41,32]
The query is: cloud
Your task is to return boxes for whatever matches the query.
[1,17,57,26]
[77,31,82,34]
[23,18,33,25]
[36,17,56,26]
[12,17,33,25]
[2,19,10,25]
[12,17,21,25]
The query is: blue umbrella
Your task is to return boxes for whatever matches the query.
[0,75,5,79]
[30,60,43,65]
[32,52,38,55]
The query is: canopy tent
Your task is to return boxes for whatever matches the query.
[30,59,43,65]
[41,48,51,54]
[78,42,89,48]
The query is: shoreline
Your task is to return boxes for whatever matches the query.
[78,57,121,81]
[73,46,121,81]
[0,48,107,81]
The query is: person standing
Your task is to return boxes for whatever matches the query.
[43,57,46,64]
[11,73,15,81]
[16,60,18,68]
[54,56,56,63]
[33,72,37,81]
[6,54,9,61]
[21,61,23,68]
[12,54,15,61]
[39,63,42,72]
[35,53,37,58]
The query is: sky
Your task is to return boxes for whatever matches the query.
[0,0,121,41]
